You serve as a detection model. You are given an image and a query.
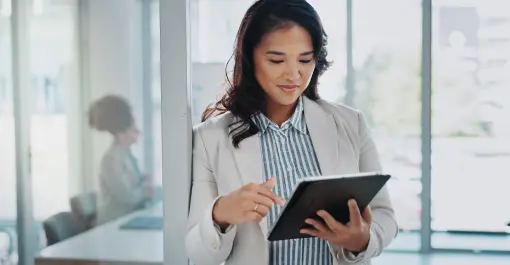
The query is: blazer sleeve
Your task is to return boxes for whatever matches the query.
[185,126,237,265]
[332,111,399,264]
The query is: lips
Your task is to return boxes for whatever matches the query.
[278,85,299,92]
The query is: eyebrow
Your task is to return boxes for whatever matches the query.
[266,50,314,56]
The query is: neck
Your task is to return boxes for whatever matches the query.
[114,137,131,148]
[265,100,298,126]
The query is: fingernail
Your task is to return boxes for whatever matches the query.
[300,229,306,234]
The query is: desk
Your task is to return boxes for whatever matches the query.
[35,204,163,265]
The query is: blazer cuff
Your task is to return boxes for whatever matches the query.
[199,197,237,253]
[213,222,236,234]
[333,229,377,263]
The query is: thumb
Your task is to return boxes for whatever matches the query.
[262,176,277,190]
[362,205,373,224]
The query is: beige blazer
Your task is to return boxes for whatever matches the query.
[186,97,398,265]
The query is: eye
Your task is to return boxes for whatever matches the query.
[299,59,313,64]
[269,60,284,64]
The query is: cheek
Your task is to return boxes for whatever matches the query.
[255,62,282,87]
[130,130,139,140]
[301,64,316,87]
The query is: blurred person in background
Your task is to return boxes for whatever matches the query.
[88,94,155,224]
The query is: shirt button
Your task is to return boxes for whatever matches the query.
[287,167,293,172]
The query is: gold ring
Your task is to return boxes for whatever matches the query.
[253,204,259,211]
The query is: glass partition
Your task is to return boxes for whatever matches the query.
[431,0,510,251]
[0,5,17,264]
[352,0,423,250]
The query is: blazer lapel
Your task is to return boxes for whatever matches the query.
[304,98,360,176]
[231,132,264,185]
[230,124,269,237]
[304,98,340,176]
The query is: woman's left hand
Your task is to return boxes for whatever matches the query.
[300,199,372,253]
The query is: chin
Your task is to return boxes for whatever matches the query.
[276,93,302,106]
[278,99,299,107]
[266,87,303,107]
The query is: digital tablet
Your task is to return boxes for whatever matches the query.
[267,172,391,241]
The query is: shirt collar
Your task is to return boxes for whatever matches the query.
[252,96,307,135]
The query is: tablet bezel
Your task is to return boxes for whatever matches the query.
[266,171,390,241]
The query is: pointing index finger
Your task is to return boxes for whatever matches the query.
[257,180,285,206]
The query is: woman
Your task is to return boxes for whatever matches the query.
[186,0,397,264]
[88,95,154,224]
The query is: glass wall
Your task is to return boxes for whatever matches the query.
[351,0,423,251]
[0,2,17,263]
[431,0,510,251]
[29,2,78,248]
[2,0,175,264]
[190,0,253,124]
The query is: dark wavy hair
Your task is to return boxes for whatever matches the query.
[202,0,331,148]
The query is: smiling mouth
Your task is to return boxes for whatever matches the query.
[277,85,299,92]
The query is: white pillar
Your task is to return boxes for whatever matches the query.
[160,0,192,263]
[11,0,36,264]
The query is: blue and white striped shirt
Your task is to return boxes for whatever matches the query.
[253,97,333,265]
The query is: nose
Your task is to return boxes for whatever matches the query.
[284,63,300,82]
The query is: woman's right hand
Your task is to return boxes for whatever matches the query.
[212,176,285,228]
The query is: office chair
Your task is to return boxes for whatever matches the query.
[42,212,87,246]
[70,192,98,229]
[0,227,15,265]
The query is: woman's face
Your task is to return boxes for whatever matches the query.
[116,123,140,146]
[253,25,316,111]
